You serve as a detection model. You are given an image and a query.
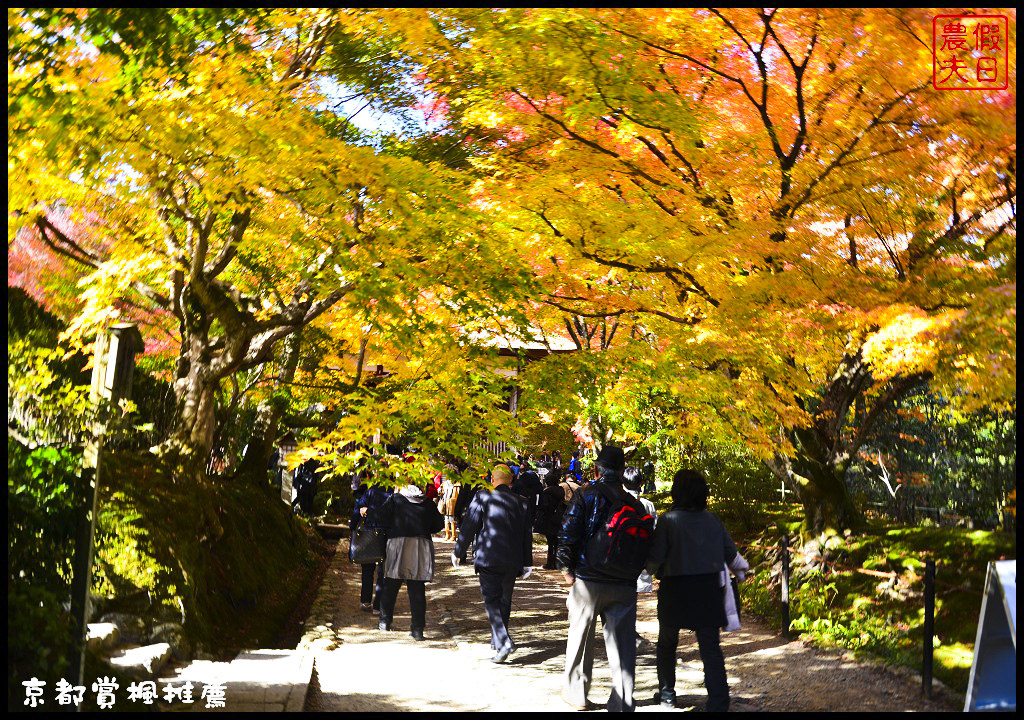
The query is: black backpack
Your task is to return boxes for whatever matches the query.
[585,483,655,580]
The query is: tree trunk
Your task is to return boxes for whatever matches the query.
[789,425,866,536]
[588,412,614,456]
[167,353,219,474]
[162,349,226,542]
[237,330,303,481]
[769,348,929,537]
[769,351,871,536]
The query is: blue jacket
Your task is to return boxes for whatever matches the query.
[454,485,532,573]
[556,481,636,587]
[568,457,583,480]
[353,485,393,530]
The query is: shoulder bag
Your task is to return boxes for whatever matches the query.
[350,520,387,564]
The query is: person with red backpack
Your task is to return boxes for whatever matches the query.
[556,445,655,712]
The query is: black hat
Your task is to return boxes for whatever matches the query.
[595,445,625,473]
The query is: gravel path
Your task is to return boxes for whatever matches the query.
[301,536,961,712]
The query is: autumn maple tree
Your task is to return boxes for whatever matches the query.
[8,8,533,494]
[388,8,1016,534]
[9,9,1016,536]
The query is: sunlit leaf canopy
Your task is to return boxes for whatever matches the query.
[7,9,1016,508]
[375,8,1015,438]
[8,8,539,473]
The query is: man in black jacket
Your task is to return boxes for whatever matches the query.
[452,463,532,663]
[557,445,643,712]
[511,460,544,530]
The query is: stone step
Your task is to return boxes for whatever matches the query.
[315,522,348,540]
[156,649,314,712]
[86,622,120,654]
[106,642,173,679]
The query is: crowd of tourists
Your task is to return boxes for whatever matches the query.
[350,446,747,712]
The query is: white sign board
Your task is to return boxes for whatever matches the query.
[280,468,295,507]
[965,560,1016,712]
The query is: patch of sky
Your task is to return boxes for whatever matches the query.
[315,75,434,142]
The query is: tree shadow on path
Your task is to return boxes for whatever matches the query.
[303,534,961,712]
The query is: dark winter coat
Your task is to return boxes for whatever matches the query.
[511,470,544,526]
[645,508,738,578]
[534,484,567,538]
[454,485,532,573]
[556,480,637,587]
[353,484,393,530]
[454,482,479,521]
[646,508,738,631]
[371,489,444,539]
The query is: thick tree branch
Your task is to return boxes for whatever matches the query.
[34,216,101,268]
[535,209,720,307]
[205,207,250,278]
[789,82,928,218]
[848,372,932,460]
[35,215,172,309]
[564,317,583,349]
[234,284,351,374]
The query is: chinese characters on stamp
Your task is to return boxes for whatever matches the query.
[933,15,1009,90]
[22,677,228,709]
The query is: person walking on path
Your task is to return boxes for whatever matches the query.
[354,476,393,612]
[623,467,658,595]
[535,467,568,570]
[567,450,584,482]
[645,468,748,712]
[557,445,653,712]
[367,481,444,640]
[511,459,544,530]
[452,463,533,663]
[559,472,581,506]
[439,466,461,541]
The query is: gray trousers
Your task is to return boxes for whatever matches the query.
[564,579,637,712]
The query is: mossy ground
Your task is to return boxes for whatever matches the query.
[713,499,1015,694]
[94,452,324,658]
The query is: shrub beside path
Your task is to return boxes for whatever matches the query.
[299,535,962,712]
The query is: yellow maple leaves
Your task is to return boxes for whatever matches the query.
[861,306,951,380]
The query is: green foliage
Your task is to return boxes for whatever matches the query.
[849,387,1016,528]
[520,422,576,461]
[9,425,321,689]
[7,437,85,707]
[121,368,176,452]
[8,287,94,445]
[739,521,1016,694]
[664,441,779,531]
[305,343,526,486]
[8,287,66,346]
[312,474,355,520]
[10,8,261,94]
[8,340,93,440]
[8,285,319,670]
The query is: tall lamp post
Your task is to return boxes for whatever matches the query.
[69,323,144,689]
[279,431,298,506]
